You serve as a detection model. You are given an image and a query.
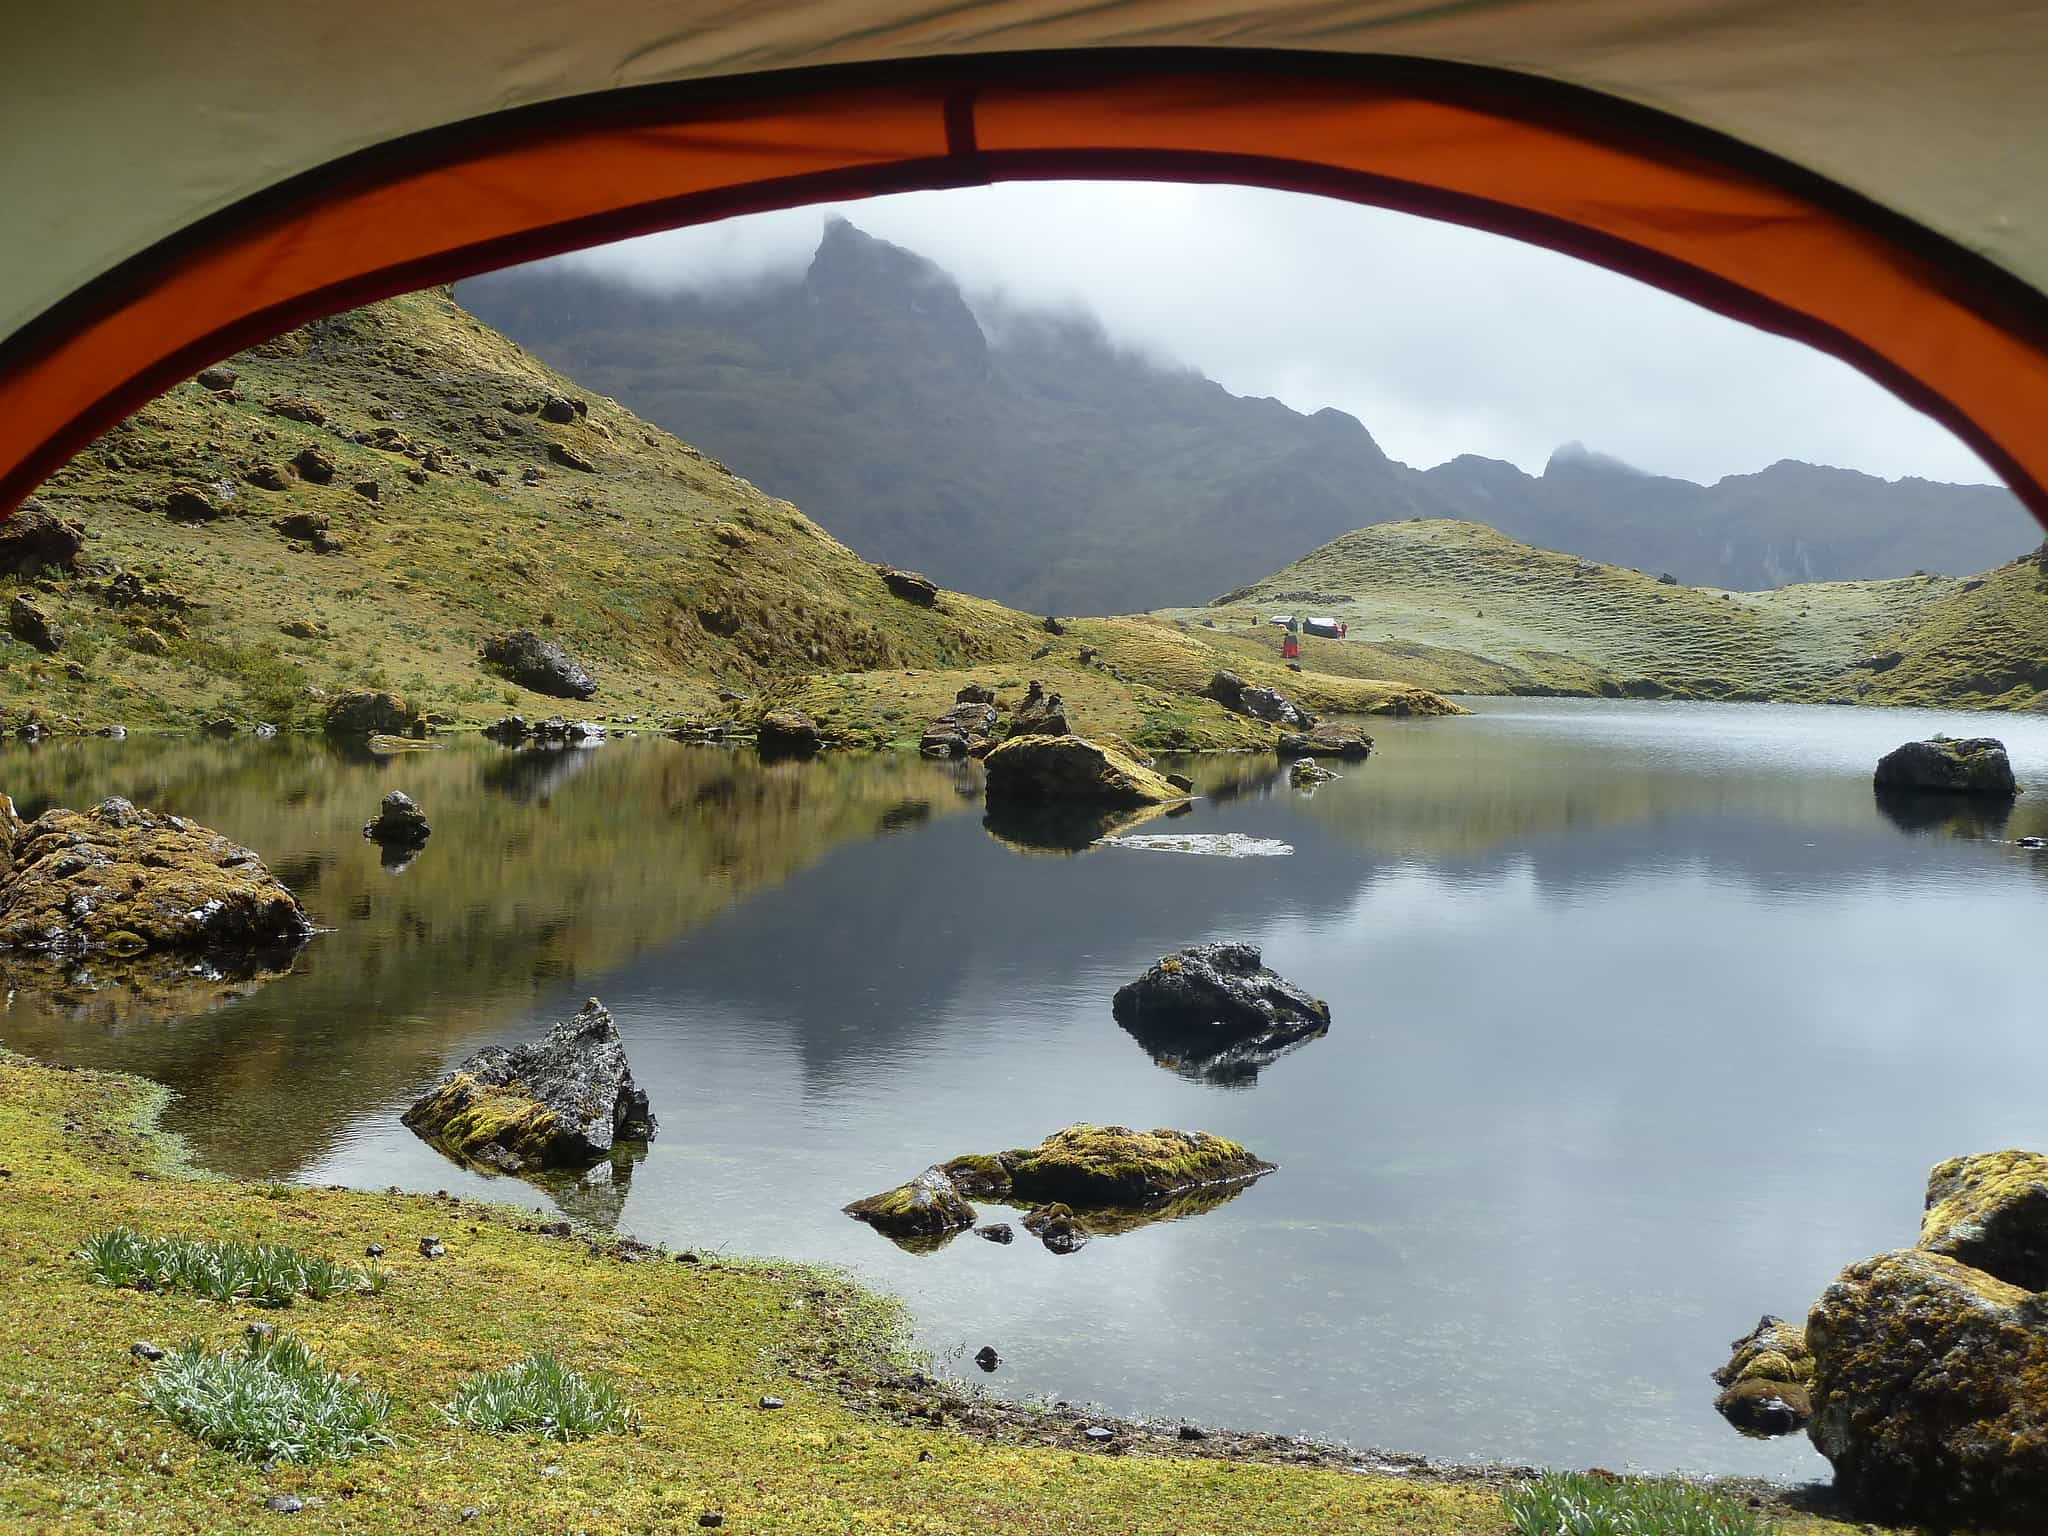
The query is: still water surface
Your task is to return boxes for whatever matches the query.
[5,698,2047,1477]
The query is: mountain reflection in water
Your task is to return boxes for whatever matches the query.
[4,698,2046,1478]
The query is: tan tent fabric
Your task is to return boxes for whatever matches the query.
[5,4,2048,522]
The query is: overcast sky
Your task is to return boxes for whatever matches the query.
[552,180,1998,488]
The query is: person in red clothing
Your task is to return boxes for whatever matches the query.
[1339,622,1348,639]
[1282,631,1300,660]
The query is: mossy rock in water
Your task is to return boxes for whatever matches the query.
[947,1125,1271,1210]
[983,734,1189,808]
[1920,1149,2048,1289]
[1806,1248,2048,1525]
[0,796,310,957]
[843,1166,976,1243]
[1872,735,2019,798]
[1711,1315,1814,1438]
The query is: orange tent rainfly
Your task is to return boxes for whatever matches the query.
[5,2,2048,527]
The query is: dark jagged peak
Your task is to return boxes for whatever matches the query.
[803,218,987,369]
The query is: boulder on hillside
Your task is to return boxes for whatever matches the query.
[363,790,431,847]
[1005,679,1069,738]
[0,796,311,958]
[1711,1315,1814,1437]
[844,1166,977,1242]
[1920,1150,2048,1289]
[1112,943,1331,1071]
[942,1124,1272,1209]
[1806,1249,2048,1526]
[322,690,421,737]
[876,565,938,606]
[403,998,656,1173]
[8,594,63,654]
[0,498,86,576]
[1873,736,2019,798]
[1205,670,1313,730]
[480,629,597,700]
[956,684,996,705]
[921,699,999,758]
[291,445,336,485]
[983,734,1188,808]
[757,709,821,758]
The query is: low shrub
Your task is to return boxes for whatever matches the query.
[1503,1473,1778,1536]
[141,1331,394,1463]
[446,1352,634,1442]
[78,1227,380,1307]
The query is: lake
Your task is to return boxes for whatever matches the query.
[4,697,2046,1479]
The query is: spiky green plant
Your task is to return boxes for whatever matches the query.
[1503,1473,1779,1536]
[445,1352,634,1442]
[77,1227,378,1307]
[140,1331,394,1463]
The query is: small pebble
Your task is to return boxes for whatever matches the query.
[973,1346,1000,1373]
[758,1395,784,1410]
[263,1494,303,1514]
[364,1243,384,1258]
[130,1341,165,1363]
[1178,1424,1207,1441]
[246,1323,275,1341]
[678,1251,700,1264]
[460,1509,479,1523]
[917,1450,933,1463]
[698,1514,724,1529]
[1083,1425,1115,1442]
[419,1236,445,1259]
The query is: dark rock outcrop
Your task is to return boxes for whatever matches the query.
[983,735,1187,808]
[1919,1150,2048,1289]
[1289,757,1339,786]
[1204,670,1313,730]
[363,791,430,846]
[1112,943,1330,1081]
[1277,729,1372,761]
[0,796,311,958]
[756,709,821,758]
[1023,1203,1089,1255]
[403,998,655,1172]
[843,1166,977,1239]
[0,498,86,576]
[322,690,421,737]
[480,629,597,700]
[1005,680,1069,738]
[8,594,63,654]
[1711,1315,1813,1438]
[1873,736,2019,798]
[876,565,938,606]
[482,715,529,743]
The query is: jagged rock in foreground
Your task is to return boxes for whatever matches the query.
[1919,1149,2048,1288]
[1873,735,2019,798]
[480,628,598,700]
[0,795,311,958]
[322,689,422,738]
[403,998,656,1173]
[363,790,431,847]
[1806,1249,2048,1526]
[0,497,85,576]
[1711,1315,1813,1437]
[1113,942,1330,1056]
[943,1124,1272,1209]
[1204,670,1312,730]
[843,1166,977,1241]
[983,734,1188,808]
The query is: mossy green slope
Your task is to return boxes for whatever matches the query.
[1852,545,2048,709]
[0,1050,1530,1534]
[1175,517,2021,705]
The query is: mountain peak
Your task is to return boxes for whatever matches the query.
[1544,441,1648,478]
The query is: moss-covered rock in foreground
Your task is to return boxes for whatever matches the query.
[982,734,1189,808]
[944,1124,1272,1209]
[1806,1248,2048,1525]
[1711,1315,1813,1437]
[0,795,310,958]
[1920,1149,2048,1289]
[843,1166,977,1242]
[403,998,655,1173]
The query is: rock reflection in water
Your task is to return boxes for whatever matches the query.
[0,946,301,1032]
[1872,787,2015,838]
[981,798,1182,855]
[1116,1011,1328,1088]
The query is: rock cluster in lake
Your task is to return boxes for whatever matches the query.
[1112,943,1331,1085]
[1873,734,2019,798]
[403,997,656,1175]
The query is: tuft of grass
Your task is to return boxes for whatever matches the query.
[1503,1472,1779,1536]
[78,1227,379,1306]
[446,1352,635,1442]
[140,1331,395,1463]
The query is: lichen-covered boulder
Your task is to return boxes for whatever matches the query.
[403,998,656,1172]
[1920,1150,2048,1289]
[943,1124,1272,1208]
[0,497,85,576]
[757,709,821,758]
[0,797,311,957]
[480,629,597,700]
[983,734,1188,809]
[844,1166,977,1239]
[1806,1248,2048,1525]
[363,790,430,846]
[1712,1315,1814,1437]
[322,689,421,737]
[1873,736,2019,798]
[1112,942,1330,1062]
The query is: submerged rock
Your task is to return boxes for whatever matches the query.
[363,790,430,847]
[1806,1248,2048,1526]
[0,796,311,959]
[1112,942,1330,1082]
[983,734,1189,809]
[403,998,656,1172]
[1920,1150,2048,1289]
[844,1166,977,1240]
[756,709,821,758]
[1873,736,2019,798]
[1711,1315,1814,1438]
[942,1124,1272,1209]
[480,629,597,700]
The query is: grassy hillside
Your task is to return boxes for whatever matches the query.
[1178,518,2044,707]
[1,290,1449,744]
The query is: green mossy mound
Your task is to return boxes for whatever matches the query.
[982,735,1189,809]
[1712,1316,1814,1438]
[403,1074,561,1170]
[843,1166,977,1242]
[944,1125,1272,1209]
[1920,1149,2048,1289]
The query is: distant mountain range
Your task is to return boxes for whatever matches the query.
[459,220,2039,615]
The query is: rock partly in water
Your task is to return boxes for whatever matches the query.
[1205,670,1313,730]
[756,709,821,758]
[1022,1203,1089,1255]
[480,629,597,700]
[322,690,422,738]
[1111,943,1330,1083]
[983,734,1188,809]
[1289,757,1339,786]
[363,791,431,847]
[843,1166,977,1241]
[943,1124,1272,1209]
[402,998,656,1173]
[482,715,529,743]
[7,594,63,654]
[1711,1315,1814,1438]
[0,498,86,576]
[0,796,311,958]
[1277,729,1372,761]
[1873,736,2019,799]
[1920,1149,2048,1289]
[1806,1248,2048,1526]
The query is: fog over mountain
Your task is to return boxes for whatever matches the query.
[461,216,2039,615]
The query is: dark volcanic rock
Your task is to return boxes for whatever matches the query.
[0,796,311,958]
[291,446,336,485]
[844,1166,977,1239]
[876,565,938,606]
[0,498,86,576]
[1873,736,2018,798]
[482,715,529,743]
[756,709,821,758]
[1005,680,1069,738]
[480,629,597,700]
[363,791,431,846]
[8,594,63,654]
[403,998,656,1172]
[1112,942,1330,1080]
